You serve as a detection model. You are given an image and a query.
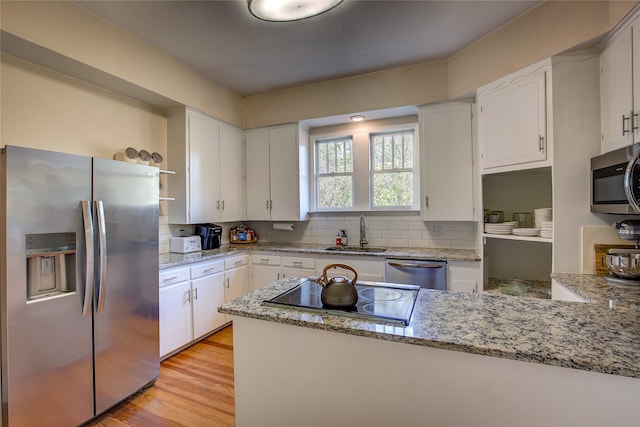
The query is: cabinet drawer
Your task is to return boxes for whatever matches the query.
[282,256,315,270]
[191,260,224,279]
[159,267,189,288]
[252,254,281,266]
[225,254,250,270]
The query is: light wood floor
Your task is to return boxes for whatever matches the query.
[86,325,235,427]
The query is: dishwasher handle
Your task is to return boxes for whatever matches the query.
[387,261,444,269]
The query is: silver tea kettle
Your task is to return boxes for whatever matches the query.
[316,263,359,308]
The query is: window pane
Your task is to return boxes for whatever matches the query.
[318,176,353,208]
[373,172,413,207]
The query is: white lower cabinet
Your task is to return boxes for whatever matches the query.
[251,253,316,290]
[447,261,481,293]
[316,256,384,282]
[224,254,251,303]
[159,279,192,358]
[159,260,226,358]
[251,254,283,291]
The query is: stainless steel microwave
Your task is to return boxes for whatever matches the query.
[591,144,640,214]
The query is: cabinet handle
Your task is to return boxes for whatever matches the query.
[632,111,639,133]
[234,260,243,265]
[217,200,220,210]
[293,261,303,265]
[185,290,191,303]
[226,277,230,288]
[221,200,225,210]
[277,273,281,280]
[259,258,270,263]
[622,114,631,135]
[193,288,198,300]
[270,200,273,210]
[425,195,429,209]
[538,135,545,152]
[266,200,270,211]
[162,276,178,282]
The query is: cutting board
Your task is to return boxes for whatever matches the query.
[594,244,635,276]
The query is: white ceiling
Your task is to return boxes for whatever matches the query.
[75,0,540,97]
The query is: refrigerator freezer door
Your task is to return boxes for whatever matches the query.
[92,158,160,414]
[2,146,94,426]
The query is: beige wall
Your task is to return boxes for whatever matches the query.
[244,60,448,129]
[448,1,637,97]
[246,1,637,127]
[1,53,166,159]
[0,0,243,128]
[0,1,637,131]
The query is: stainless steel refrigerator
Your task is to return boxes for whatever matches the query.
[0,145,160,426]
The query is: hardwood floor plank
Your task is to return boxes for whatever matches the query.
[85,325,235,427]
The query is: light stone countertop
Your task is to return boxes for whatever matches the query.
[159,242,480,269]
[220,276,640,379]
[552,273,640,309]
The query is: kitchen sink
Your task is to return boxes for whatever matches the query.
[324,246,387,253]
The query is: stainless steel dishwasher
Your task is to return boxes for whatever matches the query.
[384,258,447,290]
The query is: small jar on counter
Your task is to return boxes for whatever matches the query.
[137,149,151,165]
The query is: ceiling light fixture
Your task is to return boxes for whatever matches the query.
[350,115,366,122]
[248,0,343,22]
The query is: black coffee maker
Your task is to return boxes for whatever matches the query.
[194,224,223,250]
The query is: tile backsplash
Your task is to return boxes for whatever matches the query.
[160,212,477,254]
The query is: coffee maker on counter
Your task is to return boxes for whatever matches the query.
[194,223,223,250]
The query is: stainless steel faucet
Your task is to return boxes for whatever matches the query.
[359,215,367,248]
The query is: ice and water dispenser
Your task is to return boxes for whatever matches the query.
[26,232,76,301]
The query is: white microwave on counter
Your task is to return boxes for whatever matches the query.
[591,144,640,214]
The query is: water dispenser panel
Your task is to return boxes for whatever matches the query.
[26,232,76,301]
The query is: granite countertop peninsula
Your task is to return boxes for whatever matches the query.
[160,242,480,269]
[552,273,640,309]
[220,277,640,379]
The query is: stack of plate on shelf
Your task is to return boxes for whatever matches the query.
[484,221,518,235]
[512,227,541,237]
[534,208,552,228]
[540,221,553,238]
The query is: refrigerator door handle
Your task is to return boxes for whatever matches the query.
[96,200,107,313]
[81,200,94,317]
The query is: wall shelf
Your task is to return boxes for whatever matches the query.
[482,233,552,243]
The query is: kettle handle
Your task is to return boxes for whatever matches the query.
[317,263,358,286]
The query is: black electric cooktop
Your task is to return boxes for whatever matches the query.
[262,279,419,326]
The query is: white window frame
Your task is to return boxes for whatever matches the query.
[313,136,355,211]
[369,128,418,211]
[310,120,419,212]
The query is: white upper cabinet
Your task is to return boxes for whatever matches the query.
[600,25,634,152]
[219,125,244,221]
[419,102,475,221]
[478,65,549,173]
[167,108,244,224]
[599,12,640,153]
[245,124,309,221]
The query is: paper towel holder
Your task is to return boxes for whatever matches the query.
[273,222,294,231]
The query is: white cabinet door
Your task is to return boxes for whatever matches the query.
[600,25,634,152]
[191,272,226,340]
[447,261,480,293]
[225,264,251,302]
[188,109,221,223]
[479,71,547,170]
[252,264,282,290]
[245,128,272,221]
[219,125,245,221]
[633,22,640,145]
[420,103,474,221]
[159,281,192,357]
[269,125,300,221]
